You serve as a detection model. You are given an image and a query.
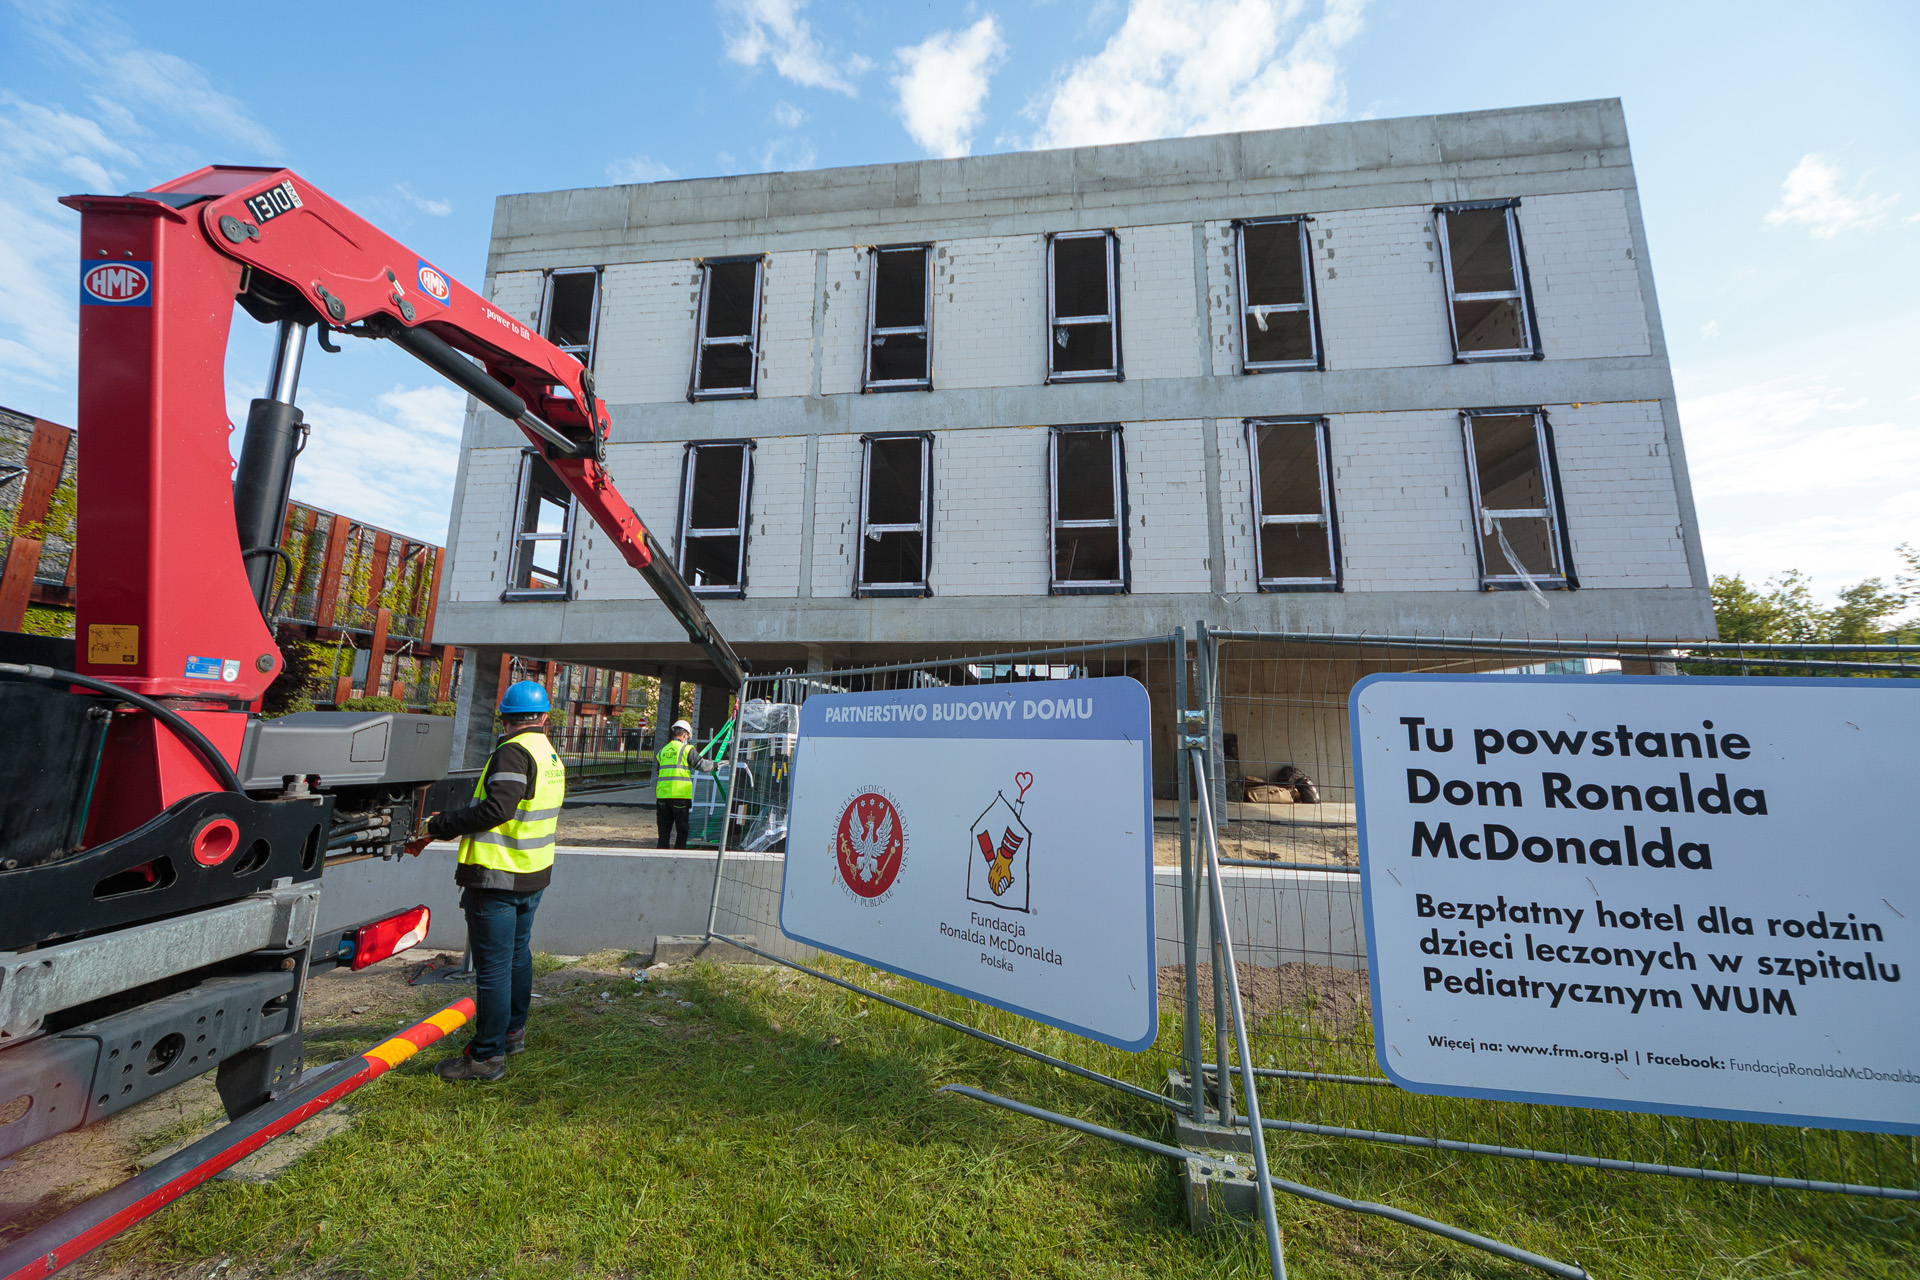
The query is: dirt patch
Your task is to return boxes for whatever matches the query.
[1158,960,1371,1034]
[1152,817,1355,867]
[557,805,660,848]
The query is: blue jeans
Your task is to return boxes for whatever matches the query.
[460,886,544,1060]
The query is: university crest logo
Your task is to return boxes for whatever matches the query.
[834,788,906,902]
[967,772,1034,914]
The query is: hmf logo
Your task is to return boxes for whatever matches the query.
[416,260,451,305]
[81,261,153,306]
[834,789,906,902]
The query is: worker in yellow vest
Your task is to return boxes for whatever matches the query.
[408,679,567,1081]
[655,718,716,849]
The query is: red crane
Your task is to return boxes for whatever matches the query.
[0,168,744,1267]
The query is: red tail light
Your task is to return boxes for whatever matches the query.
[351,905,430,971]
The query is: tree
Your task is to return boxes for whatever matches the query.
[1699,550,1916,675]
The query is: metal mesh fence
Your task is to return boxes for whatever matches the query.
[1198,627,1920,1199]
[704,634,1203,1111]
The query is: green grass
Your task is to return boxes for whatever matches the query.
[112,959,1918,1279]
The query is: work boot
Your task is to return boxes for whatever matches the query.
[435,1048,506,1082]
[505,1028,528,1056]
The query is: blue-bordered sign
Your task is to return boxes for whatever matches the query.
[782,676,1158,1050]
[81,260,153,307]
[1352,673,1919,1134]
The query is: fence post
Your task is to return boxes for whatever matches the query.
[1195,621,1233,1125]
[1189,741,1287,1280]
[1175,628,1204,1122]
[704,677,753,941]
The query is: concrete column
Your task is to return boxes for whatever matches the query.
[686,685,704,742]
[656,674,681,742]
[451,645,504,770]
[696,684,730,739]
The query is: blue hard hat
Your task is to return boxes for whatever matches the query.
[499,680,551,715]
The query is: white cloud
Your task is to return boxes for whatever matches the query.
[1680,370,1920,590]
[18,6,278,155]
[1031,0,1366,150]
[394,183,451,217]
[1762,154,1900,239]
[1700,320,1720,339]
[606,154,676,184]
[759,137,818,172]
[226,378,466,545]
[772,100,807,129]
[718,0,872,96]
[891,16,1007,159]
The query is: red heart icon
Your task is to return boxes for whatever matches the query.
[1014,772,1034,800]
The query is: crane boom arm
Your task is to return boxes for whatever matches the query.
[64,164,743,693]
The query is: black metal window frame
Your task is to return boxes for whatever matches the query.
[688,254,766,402]
[674,439,756,600]
[1245,416,1341,592]
[1234,216,1324,373]
[1048,423,1130,595]
[854,431,933,598]
[538,266,602,371]
[864,242,934,392]
[1044,229,1124,384]
[1434,199,1543,363]
[1460,406,1577,592]
[500,448,576,603]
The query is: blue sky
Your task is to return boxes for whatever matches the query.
[1,0,1914,602]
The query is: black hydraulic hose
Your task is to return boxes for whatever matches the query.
[0,663,244,795]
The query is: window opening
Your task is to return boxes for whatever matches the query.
[866,245,932,389]
[691,257,763,398]
[678,441,753,595]
[504,452,575,600]
[1237,219,1319,371]
[1436,203,1539,360]
[1463,410,1570,592]
[1046,231,1120,381]
[857,434,930,595]
[1246,418,1338,588]
[1049,426,1127,592]
[540,268,600,369]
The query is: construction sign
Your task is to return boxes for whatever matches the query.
[782,677,1157,1050]
[1351,674,1920,1133]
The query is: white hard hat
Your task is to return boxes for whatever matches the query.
[672,719,693,734]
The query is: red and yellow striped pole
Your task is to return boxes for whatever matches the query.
[0,998,474,1280]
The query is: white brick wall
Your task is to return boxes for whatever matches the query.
[932,234,1045,390]
[1124,420,1210,592]
[745,435,807,598]
[1520,191,1652,360]
[1313,206,1454,371]
[1117,224,1199,381]
[446,448,523,602]
[1204,221,1239,376]
[819,248,865,396]
[1550,401,1689,588]
[1216,419,1258,590]
[928,427,1049,596]
[488,271,544,329]
[575,442,683,599]
[809,434,863,597]
[757,251,815,399]
[1330,411,1478,591]
[592,260,699,404]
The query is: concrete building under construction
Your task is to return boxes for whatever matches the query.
[435,99,1715,774]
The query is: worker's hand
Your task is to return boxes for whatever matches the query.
[403,835,434,857]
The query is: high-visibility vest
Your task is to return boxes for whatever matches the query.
[655,737,696,801]
[457,730,567,880]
